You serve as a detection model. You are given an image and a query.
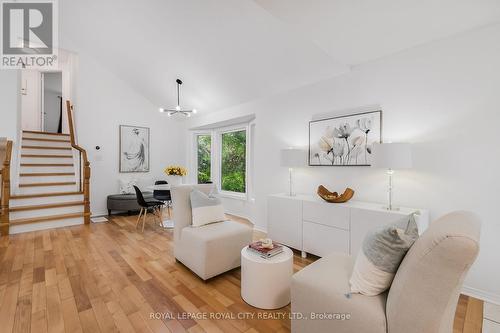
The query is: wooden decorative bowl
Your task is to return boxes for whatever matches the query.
[317,185,355,203]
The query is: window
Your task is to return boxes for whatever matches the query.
[221,129,246,193]
[196,134,211,184]
[192,123,252,199]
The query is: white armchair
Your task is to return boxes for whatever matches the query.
[171,184,253,280]
[291,211,480,333]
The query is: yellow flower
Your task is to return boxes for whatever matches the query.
[164,165,188,176]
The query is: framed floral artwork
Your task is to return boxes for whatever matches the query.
[309,110,382,166]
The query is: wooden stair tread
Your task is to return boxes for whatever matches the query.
[22,145,72,150]
[22,130,70,137]
[10,201,84,212]
[21,154,73,158]
[11,191,84,199]
[19,182,76,187]
[22,137,70,143]
[20,172,75,177]
[10,212,89,226]
[21,163,74,167]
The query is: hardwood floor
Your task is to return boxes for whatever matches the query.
[0,212,482,333]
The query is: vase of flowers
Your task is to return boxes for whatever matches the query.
[164,165,187,186]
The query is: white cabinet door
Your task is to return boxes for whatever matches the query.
[267,196,302,250]
[350,208,410,257]
[303,201,350,230]
[303,221,349,257]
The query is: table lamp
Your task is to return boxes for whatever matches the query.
[280,148,305,196]
[371,143,412,210]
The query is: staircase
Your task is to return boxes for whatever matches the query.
[8,130,88,233]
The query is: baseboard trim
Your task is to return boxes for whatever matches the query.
[463,285,500,305]
[92,211,110,218]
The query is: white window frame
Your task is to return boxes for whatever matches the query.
[191,122,253,201]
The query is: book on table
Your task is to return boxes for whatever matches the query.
[248,241,284,259]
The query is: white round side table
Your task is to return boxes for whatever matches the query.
[240,245,293,309]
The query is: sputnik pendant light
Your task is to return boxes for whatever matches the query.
[159,79,197,117]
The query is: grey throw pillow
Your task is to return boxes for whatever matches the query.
[349,214,419,296]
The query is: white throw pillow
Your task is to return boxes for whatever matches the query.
[190,189,227,227]
[349,214,419,296]
[136,177,153,191]
[119,178,137,194]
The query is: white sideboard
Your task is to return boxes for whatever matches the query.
[267,194,429,258]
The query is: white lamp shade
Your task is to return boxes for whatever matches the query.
[371,143,412,169]
[280,148,305,168]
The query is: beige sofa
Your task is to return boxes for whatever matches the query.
[291,211,480,333]
[171,184,253,280]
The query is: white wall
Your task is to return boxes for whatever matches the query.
[188,24,500,303]
[0,71,19,139]
[20,70,41,131]
[74,52,187,216]
[0,70,21,192]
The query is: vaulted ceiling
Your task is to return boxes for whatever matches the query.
[254,0,500,65]
[59,0,500,114]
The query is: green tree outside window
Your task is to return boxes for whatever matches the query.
[197,135,211,184]
[221,130,246,193]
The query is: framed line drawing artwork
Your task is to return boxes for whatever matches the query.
[119,125,150,172]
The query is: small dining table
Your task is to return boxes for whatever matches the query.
[146,184,173,228]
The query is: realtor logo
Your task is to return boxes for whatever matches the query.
[1,0,58,69]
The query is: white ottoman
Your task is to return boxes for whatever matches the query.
[241,245,294,309]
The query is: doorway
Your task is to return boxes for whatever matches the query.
[42,72,63,133]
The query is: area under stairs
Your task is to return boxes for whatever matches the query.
[9,130,87,234]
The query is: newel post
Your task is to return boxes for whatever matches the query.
[1,141,13,235]
[83,160,91,224]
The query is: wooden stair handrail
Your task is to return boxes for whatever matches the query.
[1,140,13,235]
[66,100,91,224]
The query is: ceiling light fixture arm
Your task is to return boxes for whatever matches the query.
[159,78,197,117]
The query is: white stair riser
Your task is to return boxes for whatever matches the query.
[483,319,500,333]
[9,217,84,234]
[11,205,84,219]
[21,166,75,173]
[20,175,76,184]
[21,139,71,148]
[22,133,70,140]
[10,194,84,207]
[17,184,78,195]
[22,148,73,155]
[21,157,73,164]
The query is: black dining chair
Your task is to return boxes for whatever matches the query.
[153,180,172,227]
[153,180,171,202]
[133,186,164,232]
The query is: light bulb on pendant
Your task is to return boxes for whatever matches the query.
[192,109,197,114]
[167,112,172,117]
[159,108,165,113]
[175,105,181,111]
